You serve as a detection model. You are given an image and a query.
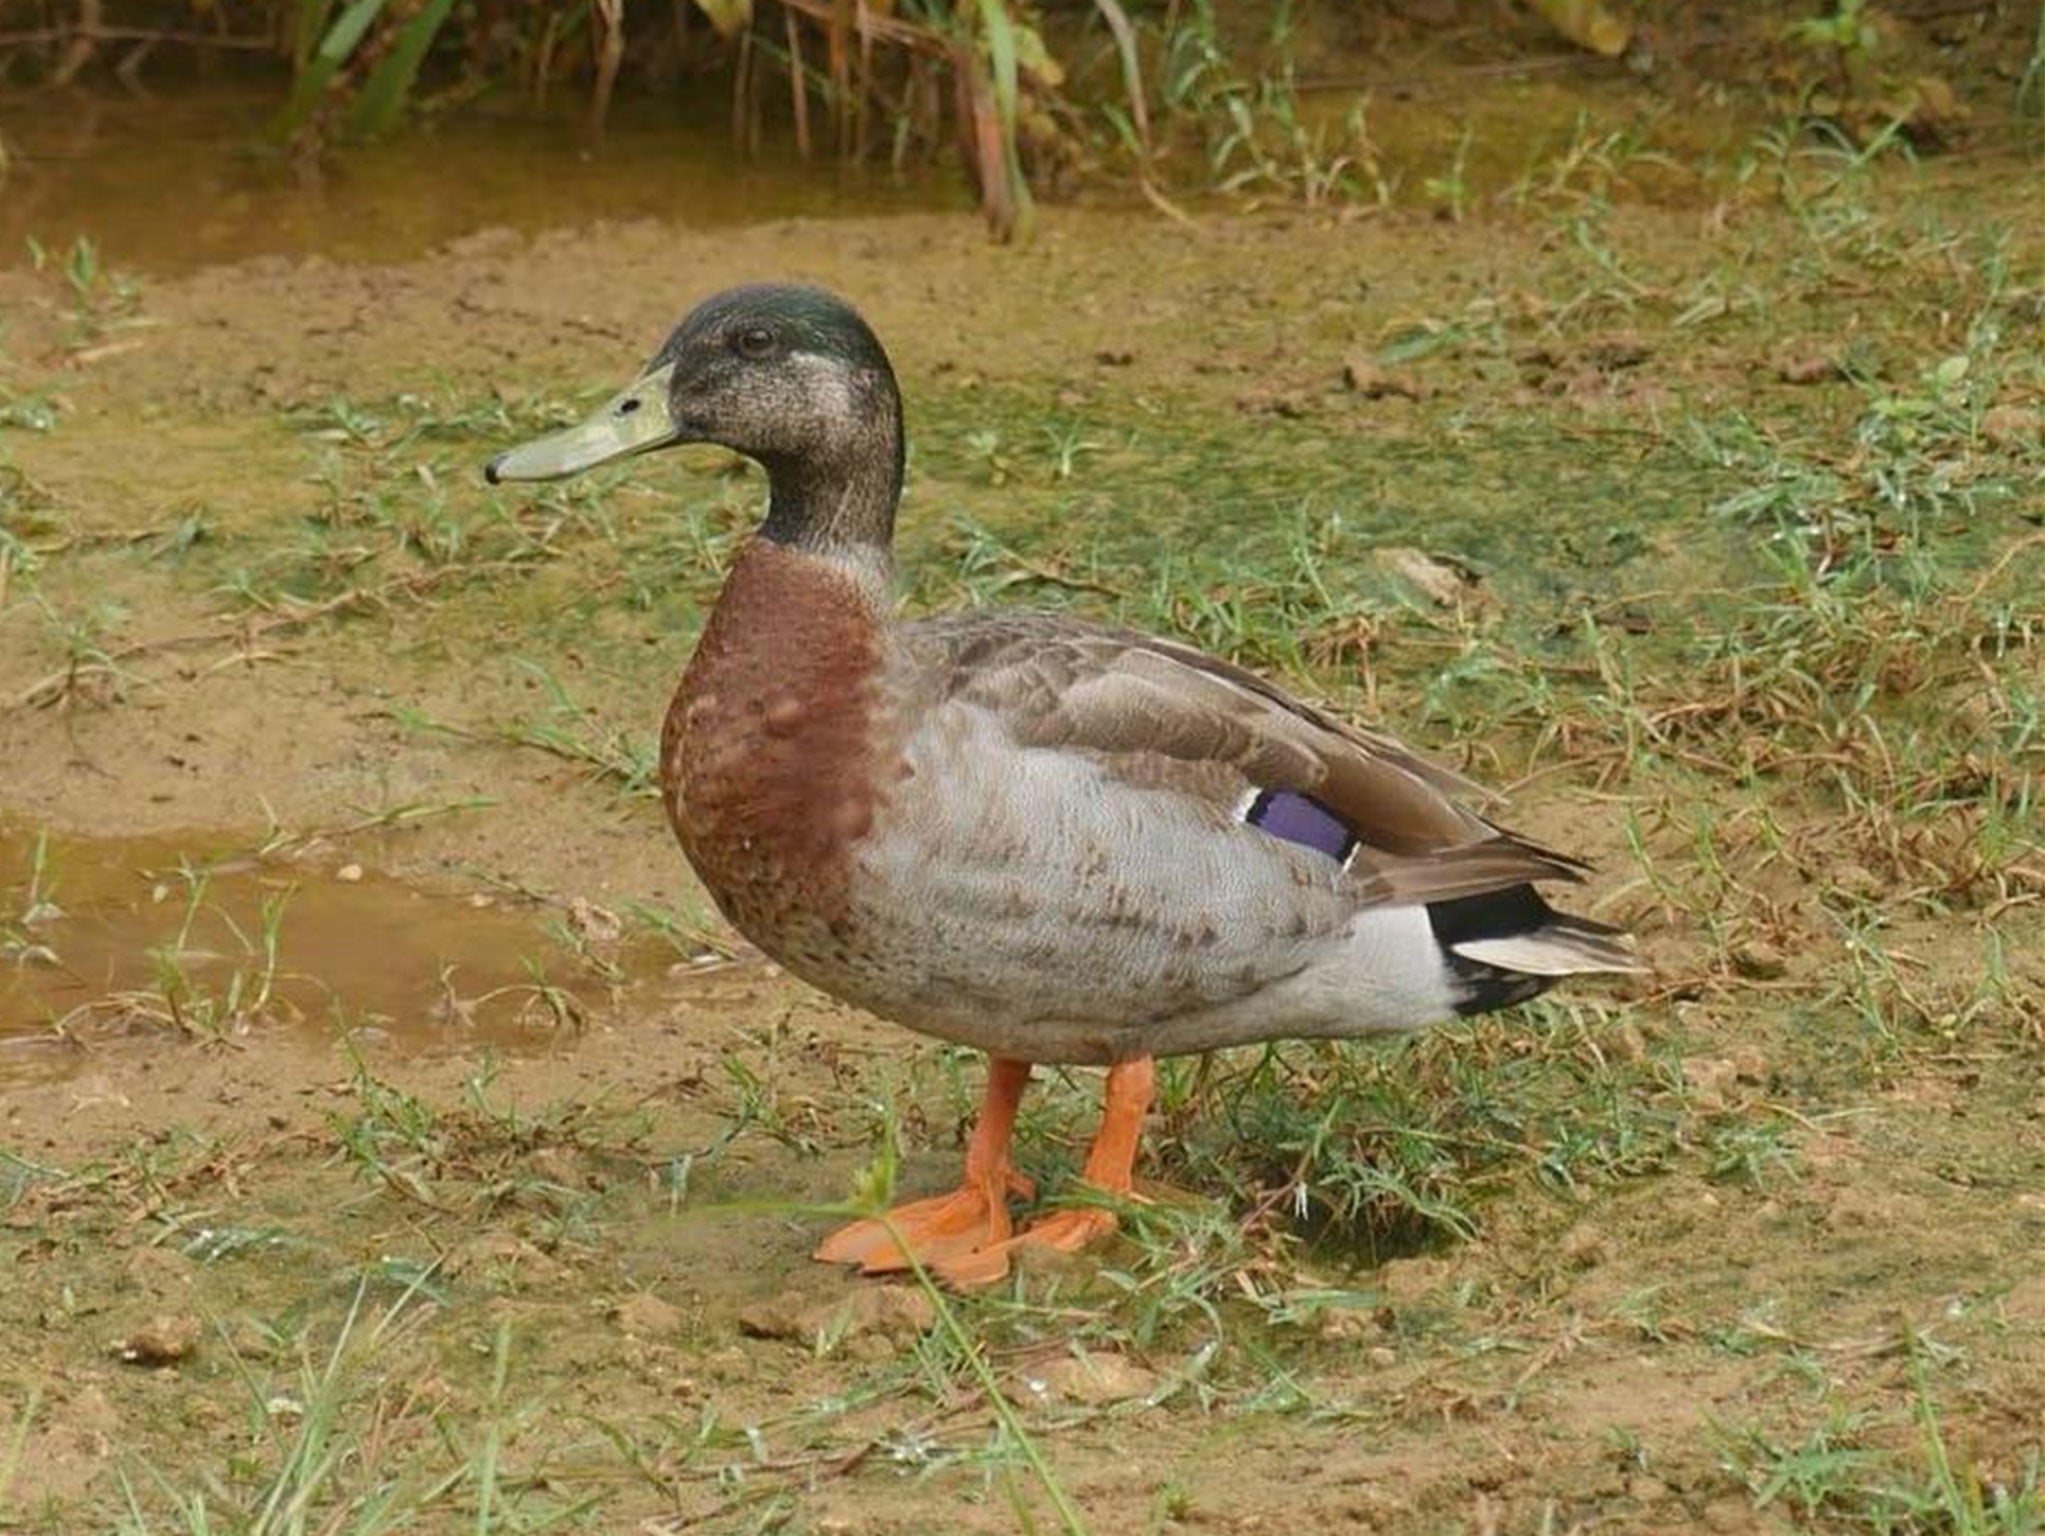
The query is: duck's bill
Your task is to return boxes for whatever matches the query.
[484,362,679,484]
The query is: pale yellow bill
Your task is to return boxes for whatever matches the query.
[485,361,679,484]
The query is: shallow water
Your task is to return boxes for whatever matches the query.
[0,84,963,276]
[0,821,667,1081]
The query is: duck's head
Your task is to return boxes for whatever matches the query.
[486,284,904,554]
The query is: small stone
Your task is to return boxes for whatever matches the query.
[444,1234,567,1286]
[1020,1350,1161,1407]
[738,1285,936,1356]
[1776,352,1845,385]
[1234,386,1315,419]
[113,1315,202,1366]
[1730,939,1787,980]
[612,1292,684,1339]
[1587,334,1651,370]
[1560,1223,1609,1269]
[1376,547,1484,608]
[1316,1308,1373,1342]
[566,896,623,947]
[1340,357,1427,400]
[1681,1056,1739,1109]
[1983,404,2042,450]
[1363,1345,1398,1368]
[1377,1254,1454,1304]
[1899,74,1966,133]
[807,1286,937,1354]
[701,1345,754,1383]
[1729,1046,1770,1085]
[335,863,364,883]
[737,1290,809,1341]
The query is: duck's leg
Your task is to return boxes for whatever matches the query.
[814,1056,1035,1274]
[936,1057,1154,1290]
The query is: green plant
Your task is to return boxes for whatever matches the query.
[145,866,292,1043]
[0,829,61,967]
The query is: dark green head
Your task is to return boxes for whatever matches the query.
[487,284,905,554]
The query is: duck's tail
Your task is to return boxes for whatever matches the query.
[1426,885,1643,1017]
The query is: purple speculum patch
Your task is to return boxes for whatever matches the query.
[1245,789,1358,864]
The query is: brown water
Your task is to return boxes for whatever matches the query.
[0,821,675,1081]
[0,85,964,276]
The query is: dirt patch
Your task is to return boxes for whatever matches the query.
[3,83,2043,1532]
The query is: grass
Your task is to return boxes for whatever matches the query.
[2,95,2043,1533]
[0,830,59,968]
[110,1283,573,1536]
[1723,1369,2045,1535]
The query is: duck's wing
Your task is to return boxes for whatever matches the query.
[903,612,1587,910]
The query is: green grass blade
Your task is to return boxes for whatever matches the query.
[0,1383,42,1508]
[269,0,392,143]
[975,0,1037,242]
[347,0,459,140]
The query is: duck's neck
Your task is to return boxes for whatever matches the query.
[756,380,904,575]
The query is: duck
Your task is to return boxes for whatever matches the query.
[485,284,1640,1288]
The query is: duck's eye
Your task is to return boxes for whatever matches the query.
[734,326,777,360]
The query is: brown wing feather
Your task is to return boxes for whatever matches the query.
[901,612,1587,907]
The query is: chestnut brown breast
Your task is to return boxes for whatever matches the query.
[661,538,891,967]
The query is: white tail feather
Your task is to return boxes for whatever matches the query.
[1452,929,1643,977]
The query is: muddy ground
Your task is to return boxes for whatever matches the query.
[2,61,2044,1536]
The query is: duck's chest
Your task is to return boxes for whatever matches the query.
[660,541,899,960]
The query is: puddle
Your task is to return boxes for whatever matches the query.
[0,820,679,1082]
[0,84,964,276]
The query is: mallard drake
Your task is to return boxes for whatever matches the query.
[486,284,1639,1288]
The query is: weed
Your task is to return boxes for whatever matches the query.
[1156,0,1389,208]
[0,828,61,967]
[24,592,135,707]
[5,70,2044,1536]
[395,659,659,798]
[143,863,292,1044]
[25,234,143,350]
[1422,123,1475,224]
[0,1382,40,1510]
[109,1274,573,1535]
[2021,6,2045,125]
[1722,1376,2045,1534]
[0,386,59,433]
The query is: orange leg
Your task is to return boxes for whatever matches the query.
[936,1057,1155,1290]
[814,1057,1035,1275]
